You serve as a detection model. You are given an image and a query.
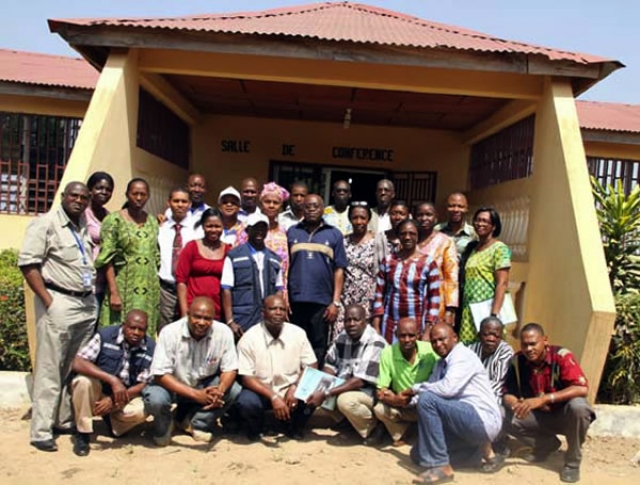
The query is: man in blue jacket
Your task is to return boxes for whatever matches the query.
[221,212,284,339]
[71,309,155,456]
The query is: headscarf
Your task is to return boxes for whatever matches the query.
[260,182,290,202]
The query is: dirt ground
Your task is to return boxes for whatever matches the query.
[1,407,637,485]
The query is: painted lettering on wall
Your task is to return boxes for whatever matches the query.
[332,146,394,162]
[282,144,296,157]
[221,140,251,153]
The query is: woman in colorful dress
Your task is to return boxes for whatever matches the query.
[85,171,114,309]
[459,206,511,344]
[372,219,441,343]
[176,208,230,320]
[374,199,410,266]
[96,178,161,334]
[414,202,459,325]
[332,202,377,342]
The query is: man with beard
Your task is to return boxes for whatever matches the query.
[236,295,317,440]
[306,304,387,445]
[435,192,477,256]
[503,323,594,483]
[323,180,352,235]
[158,187,196,332]
[374,318,438,446]
[287,194,347,367]
[71,310,155,456]
[278,181,308,232]
[19,181,97,452]
[221,213,284,339]
[238,177,261,223]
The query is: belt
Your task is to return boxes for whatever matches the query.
[45,282,93,298]
[159,279,177,293]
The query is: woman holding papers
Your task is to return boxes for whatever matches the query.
[458,207,511,344]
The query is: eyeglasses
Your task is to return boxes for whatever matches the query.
[351,201,369,207]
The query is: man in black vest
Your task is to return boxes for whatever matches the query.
[70,309,155,456]
[221,212,284,339]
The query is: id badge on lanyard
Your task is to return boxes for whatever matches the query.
[69,227,93,291]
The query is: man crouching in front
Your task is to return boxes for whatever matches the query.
[142,296,241,446]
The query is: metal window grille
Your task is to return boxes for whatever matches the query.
[391,171,438,212]
[587,156,640,195]
[0,112,81,214]
[137,88,190,170]
[469,115,535,190]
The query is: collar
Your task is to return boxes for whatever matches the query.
[58,206,84,230]
[190,202,206,214]
[260,322,289,345]
[444,221,473,237]
[301,220,326,233]
[248,243,264,255]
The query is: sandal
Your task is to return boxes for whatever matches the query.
[413,467,455,484]
[480,453,506,473]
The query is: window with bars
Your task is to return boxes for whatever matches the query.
[0,112,81,215]
[469,115,535,190]
[137,88,190,169]
[587,156,640,195]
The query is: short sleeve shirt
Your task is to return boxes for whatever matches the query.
[237,322,317,397]
[377,341,439,394]
[150,317,238,387]
[324,325,387,393]
[504,345,588,401]
[435,221,478,257]
[287,222,348,305]
[18,207,95,292]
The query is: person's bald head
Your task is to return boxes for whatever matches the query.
[430,323,458,358]
[61,181,90,221]
[262,294,287,338]
[187,297,215,340]
[303,194,324,224]
[122,310,148,345]
[397,318,420,356]
[241,177,259,212]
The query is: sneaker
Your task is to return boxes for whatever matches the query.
[177,418,213,443]
[72,433,91,457]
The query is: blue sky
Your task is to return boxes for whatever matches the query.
[1,0,637,103]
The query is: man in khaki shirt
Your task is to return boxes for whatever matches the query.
[237,294,317,441]
[19,181,97,452]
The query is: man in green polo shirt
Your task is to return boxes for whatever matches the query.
[373,318,438,446]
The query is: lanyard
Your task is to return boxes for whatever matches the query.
[69,227,88,265]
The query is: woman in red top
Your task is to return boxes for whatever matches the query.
[176,208,229,319]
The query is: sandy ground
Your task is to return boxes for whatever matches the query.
[1,407,638,485]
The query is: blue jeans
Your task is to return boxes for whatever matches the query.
[411,392,489,468]
[142,375,241,439]
[236,388,311,438]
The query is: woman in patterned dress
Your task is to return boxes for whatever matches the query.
[176,208,230,321]
[459,207,511,344]
[332,202,377,342]
[84,171,114,309]
[96,178,161,334]
[414,202,459,326]
[372,219,442,344]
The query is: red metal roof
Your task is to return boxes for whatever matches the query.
[0,48,98,90]
[577,100,640,134]
[49,1,615,66]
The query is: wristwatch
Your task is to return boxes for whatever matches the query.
[332,300,340,307]
[324,389,331,399]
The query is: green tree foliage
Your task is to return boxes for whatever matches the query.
[0,249,30,371]
[592,177,640,403]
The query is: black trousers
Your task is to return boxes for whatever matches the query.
[290,301,329,368]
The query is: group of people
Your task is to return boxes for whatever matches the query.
[18,173,594,483]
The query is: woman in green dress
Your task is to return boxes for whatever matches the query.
[459,207,511,344]
[95,178,161,334]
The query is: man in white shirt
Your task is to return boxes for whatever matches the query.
[278,181,308,232]
[405,324,502,482]
[323,180,352,235]
[221,213,284,339]
[370,179,395,233]
[160,174,210,238]
[157,187,196,333]
[238,177,262,223]
[236,294,317,441]
[142,297,240,445]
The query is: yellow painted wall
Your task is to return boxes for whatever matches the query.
[526,79,615,401]
[584,140,640,161]
[0,215,33,250]
[191,114,469,209]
